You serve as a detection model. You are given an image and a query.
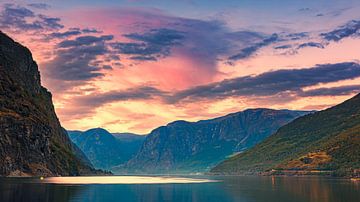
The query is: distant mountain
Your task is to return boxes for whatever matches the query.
[0,32,99,176]
[120,109,309,174]
[68,128,145,170]
[211,94,360,177]
[112,132,146,142]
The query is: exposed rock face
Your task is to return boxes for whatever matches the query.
[122,109,309,173]
[0,32,97,176]
[68,128,145,170]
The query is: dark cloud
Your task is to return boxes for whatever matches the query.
[82,28,101,33]
[27,3,50,10]
[0,4,63,32]
[226,31,264,42]
[297,42,324,49]
[274,45,292,49]
[168,62,360,103]
[105,15,273,70]
[43,35,115,85]
[321,20,360,41]
[300,85,360,97]
[0,4,37,30]
[124,28,185,46]
[44,44,106,81]
[49,30,82,38]
[130,56,157,61]
[112,42,161,57]
[110,19,267,66]
[112,28,185,61]
[102,65,113,70]
[58,35,113,48]
[228,34,278,61]
[286,32,309,40]
[37,15,64,29]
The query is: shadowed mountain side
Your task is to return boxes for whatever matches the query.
[68,128,145,170]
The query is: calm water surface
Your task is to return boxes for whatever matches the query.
[0,176,359,202]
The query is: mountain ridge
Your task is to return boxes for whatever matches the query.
[211,93,360,177]
[119,108,310,174]
[68,128,145,170]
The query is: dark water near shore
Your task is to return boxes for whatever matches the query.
[0,176,359,202]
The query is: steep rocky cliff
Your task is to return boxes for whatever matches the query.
[121,109,309,173]
[0,32,98,176]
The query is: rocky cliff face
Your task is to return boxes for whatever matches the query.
[0,32,98,176]
[122,109,309,173]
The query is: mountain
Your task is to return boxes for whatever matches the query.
[68,128,145,170]
[112,132,146,142]
[120,109,309,174]
[211,94,360,177]
[0,32,100,176]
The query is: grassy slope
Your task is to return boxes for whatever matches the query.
[211,94,360,177]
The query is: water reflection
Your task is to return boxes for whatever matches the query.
[0,178,85,202]
[221,176,360,202]
[0,176,359,202]
[69,183,230,202]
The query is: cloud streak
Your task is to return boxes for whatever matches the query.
[321,20,360,41]
[300,85,360,97]
[228,33,279,61]
[168,62,360,103]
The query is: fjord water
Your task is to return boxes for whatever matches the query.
[0,176,359,202]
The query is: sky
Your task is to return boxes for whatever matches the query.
[1,0,360,134]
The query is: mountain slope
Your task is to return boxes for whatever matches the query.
[68,128,145,170]
[121,109,309,173]
[211,94,360,177]
[0,32,99,176]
